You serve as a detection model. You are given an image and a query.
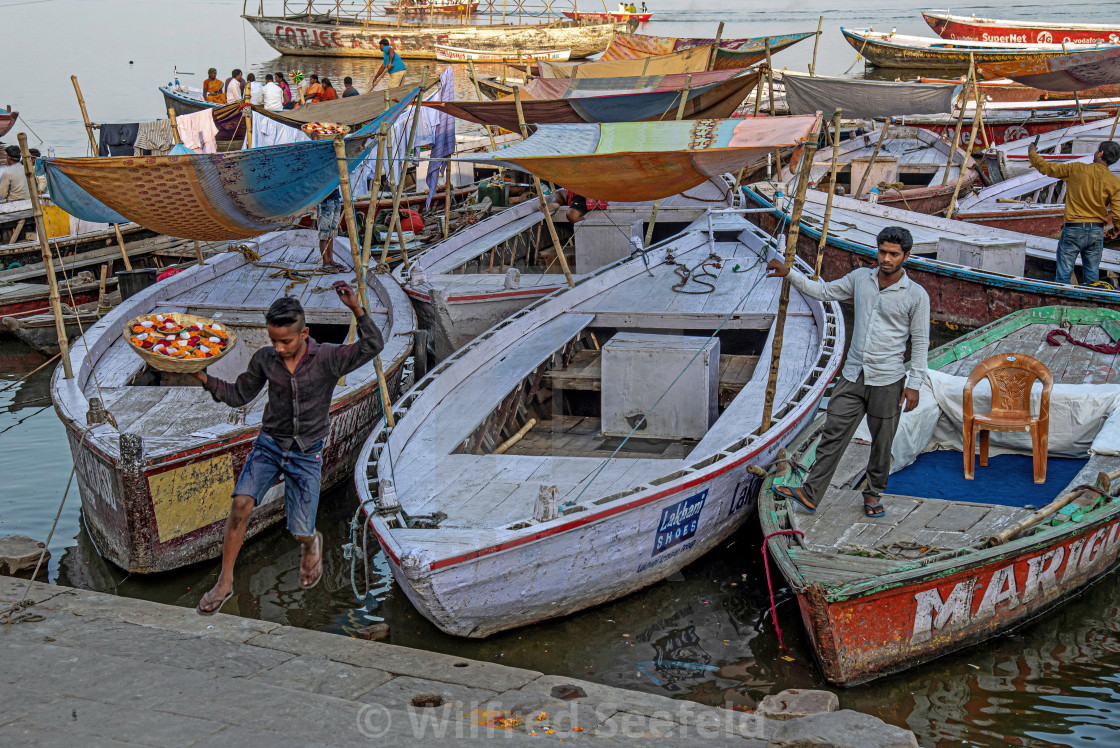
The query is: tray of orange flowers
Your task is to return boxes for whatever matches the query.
[123,312,237,374]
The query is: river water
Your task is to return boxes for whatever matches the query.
[3,1,1120,745]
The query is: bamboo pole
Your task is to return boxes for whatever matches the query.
[71,75,98,154]
[945,73,985,220]
[645,75,691,247]
[765,41,782,174]
[514,86,574,288]
[18,133,72,379]
[243,83,253,149]
[941,59,975,186]
[854,121,890,197]
[707,22,724,72]
[753,66,765,116]
[333,133,369,310]
[362,123,389,272]
[468,59,501,156]
[379,70,429,269]
[1109,106,1120,140]
[193,240,205,266]
[443,157,453,240]
[760,136,819,432]
[1074,90,1085,125]
[809,16,823,75]
[98,264,108,300]
[814,109,842,281]
[493,418,537,454]
[112,223,134,271]
[988,469,1120,547]
[167,108,181,144]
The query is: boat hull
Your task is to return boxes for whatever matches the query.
[908,114,1109,148]
[243,15,621,59]
[562,11,652,22]
[923,12,1120,46]
[0,111,18,139]
[435,45,570,62]
[842,29,1078,71]
[160,86,215,117]
[957,208,1065,239]
[798,512,1120,686]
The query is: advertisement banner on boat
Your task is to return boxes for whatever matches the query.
[652,489,708,556]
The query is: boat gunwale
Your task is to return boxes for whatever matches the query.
[922,10,1120,36]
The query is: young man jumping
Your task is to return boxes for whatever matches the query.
[193,282,383,615]
[765,226,930,518]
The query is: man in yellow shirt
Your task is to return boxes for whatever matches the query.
[1029,140,1120,285]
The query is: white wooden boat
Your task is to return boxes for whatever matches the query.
[986,119,1120,181]
[435,44,571,62]
[398,175,742,360]
[356,211,845,637]
[51,230,416,573]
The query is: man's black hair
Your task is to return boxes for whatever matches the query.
[876,226,913,254]
[344,76,353,86]
[265,73,274,82]
[5,145,20,160]
[232,68,242,77]
[1099,141,1120,166]
[265,297,305,329]
[379,37,390,46]
[247,73,256,82]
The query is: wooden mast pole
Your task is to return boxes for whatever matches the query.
[942,56,974,186]
[362,123,389,272]
[854,120,890,197]
[379,69,430,269]
[814,109,842,281]
[644,74,691,247]
[514,86,574,288]
[753,66,765,116]
[707,21,724,71]
[71,76,98,154]
[945,65,985,220]
[765,40,782,174]
[809,16,823,75]
[168,107,181,144]
[1109,105,1120,140]
[18,133,73,379]
[760,134,820,432]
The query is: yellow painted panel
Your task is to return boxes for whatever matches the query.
[40,203,71,239]
[148,454,238,541]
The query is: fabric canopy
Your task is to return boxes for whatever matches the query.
[538,47,714,79]
[43,94,416,241]
[782,73,959,118]
[980,46,1120,93]
[602,32,814,70]
[209,84,426,129]
[458,115,821,202]
[425,71,760,131]
[523,69,740,98]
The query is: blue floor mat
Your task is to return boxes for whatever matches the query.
[886,450,1087,508]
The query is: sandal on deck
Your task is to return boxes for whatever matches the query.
[321,263,346,274]
[863,501,886,518]
[300,531,324,590]
[773,485,817,514]
[196,588,233,616]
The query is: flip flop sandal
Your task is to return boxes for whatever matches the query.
[196,589,233,616]
[863,502,886,518]
[321,263,346,273]
[300,531,324,590]
[773,484,817,514]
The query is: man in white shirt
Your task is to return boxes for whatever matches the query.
[225,69,244,103]
[261,74,284,111]
[247,73,263,106]
[0,146,29,203]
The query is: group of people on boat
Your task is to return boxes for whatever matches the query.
[616,2,646,13]
[0,143,45,203]
[202,68,363,111]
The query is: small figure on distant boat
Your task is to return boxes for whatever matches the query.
[192,289,384,616]
[320,78,338,102]
[306,74,324,104]
[627,3,637,13]
[224,69,244,103]
[371,38,407,89]
[766,226,930,519]
[262,74,285,111]
[317,187,344,271]
[617,2,625,13]
[1029,139,1120,287]
[641,2,647,11]
[203,67,225,104]
[542,186,608,223]
[342,76,360,98]
[0,145,29,203]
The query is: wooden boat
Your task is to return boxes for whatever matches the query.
[399,175,742,360]
[978,45,1120,94]
[385,0,479,16]
[602,31,815,70]
[923,11,1120,46]
[0,276,110,320]
[160,85,215,118]
[562,10,653,22]
[917,76,1120,102]
[744,184,1120,329]
[0,107,18,138]
[50,230,415,573]
[469,70,524,99]
[840,28,1112,71]
[242,10,622,60]
[760,305,1120,686]
[356,210,845,637]
[807,126,976,215]
[2,303,105,356]
[954,155,1120,237]
[434,44,570,62]
[983,119,1120,181]
[902,109,1110,149]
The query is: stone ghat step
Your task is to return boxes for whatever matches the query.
[0,576,916,747]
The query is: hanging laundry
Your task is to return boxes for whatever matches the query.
[245,112,311,149]
[425,66,457,210]
[133,120,177,156]
[176,110,219,154]
[97,123,139,157]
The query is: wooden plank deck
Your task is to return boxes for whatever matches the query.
[937,322,1118,384]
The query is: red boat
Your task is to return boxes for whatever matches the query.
[904,110,1111,148]
[923,11,1120,46]
[0,108,18,139]
[918,76,1120,102]
[561,11,653,22]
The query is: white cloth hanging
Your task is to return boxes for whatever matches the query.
[243,112,312,149]
[176,110,219,154]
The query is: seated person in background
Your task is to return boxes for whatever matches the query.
[306,74,324,104]
[320,78,338,102]
[262,74,285,111]
[342,76,360,98]
[247,73,263,105]
[203,68,225,104]
[276,72,293,107]
[541,186,608,223]
[0,146,29,202]
[225,69,244,103]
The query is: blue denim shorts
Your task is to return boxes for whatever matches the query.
[233,432,324,537]
[318,198,342,242]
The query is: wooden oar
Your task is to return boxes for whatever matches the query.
[854,121,890,198]
[987,469,1120,547]
[361,123,389,271]
[941,58,975,187]
[71,75,98,154]
[809,16,823,76]
[815,109,843,281]
[946,59,984,220]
